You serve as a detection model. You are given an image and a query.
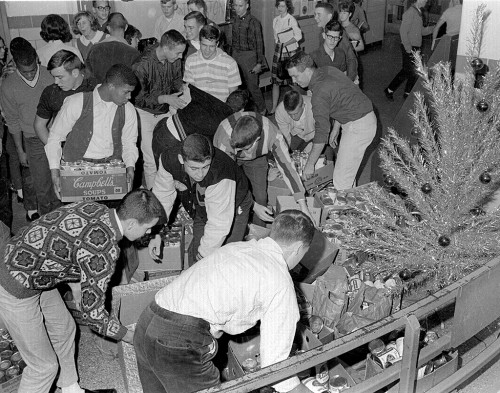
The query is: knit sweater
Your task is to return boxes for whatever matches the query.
[0,66,53,138]
[0,202,127,340]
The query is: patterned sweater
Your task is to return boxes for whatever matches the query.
[0,202,127,340]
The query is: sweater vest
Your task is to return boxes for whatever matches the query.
[160,148,249,220]
[63,91,125,162]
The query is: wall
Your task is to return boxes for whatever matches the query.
[455,0,500,79]
[3,1,79,50]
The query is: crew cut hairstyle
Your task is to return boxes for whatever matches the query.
[187,0,208,15]
[283,90,302,112]
[181,134,214,162]
[47,50,84,72]
[230,115,262,149]
[160,29,187,48]
[125,25,142,45]
[10,37,37,67]
[226,90,250,113]
[270,209,315,247]
[315,1,334,14]
[199,25,220,42]
[184,10,207,26]
[286,51,315,72]
[40,14,73,43]
[117,189,165,224]
[108,13,128,31]
[105,64,138,87]
[339,1,355,14]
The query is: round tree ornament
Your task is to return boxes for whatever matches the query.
[421,183,432,194]
[471,57,484,71]
[479,172,492,184]
[476,100,489,112]
[438,235,451,247]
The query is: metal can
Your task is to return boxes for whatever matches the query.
[424,330,439,344]
[0,360,11,372]
[241,358,258,373]
[0,330,11,341]
[368,339,385,356]
[315,363,329,389]
[5,365,19,380]
[330,375,349,392]
[10,352,22,367]
[0,341,10,352]
[0,350,13,361]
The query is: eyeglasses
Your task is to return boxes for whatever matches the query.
[325,34,341,42]
[96,6,111,11]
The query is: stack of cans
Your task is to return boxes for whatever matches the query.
[60,159,126,171]
[0,328,26,383]
[165,221,182,247]
[291,151,309,177]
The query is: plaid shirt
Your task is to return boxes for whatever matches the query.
[231,12,266,65]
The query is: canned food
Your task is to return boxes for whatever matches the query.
[10,352,22,365]
[5,365,19,379]
[0,350,13,361]
[330,375,349,392]
[315,363,329,389]
[241,358,258,373]
[368,339,385,356]
[0,341,10,352]
[0,360,11,372]
[424,330,439,344]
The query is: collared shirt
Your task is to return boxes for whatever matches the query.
[231,11,266,65]
[184,48,241,102]
[45,85,138,169]
[155,237,300,393]
[154,12,185,40]
[439,4,462,36]
[37,40,84,67]
[309,67,372,143]
[275,95,315,145]
[213,111,306,201]
[132,45,183,114]
[272,13,302,51]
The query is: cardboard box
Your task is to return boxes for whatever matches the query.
[111,276,180,393]
[60,166,128,202]
[276,195,323,227]
[303,162,334,191]
[267,177,292,207]
[0,375,21,393]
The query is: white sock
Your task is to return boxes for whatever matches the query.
[387,88,394,93]
[27,210,37,218]
[61,382,84,393]
[17,189,23,199]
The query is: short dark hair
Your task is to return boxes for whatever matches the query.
[315,1,334,14]
[104,64,138,87]
[230,115,262,149]
[199,25,220,42]
[40,14,73,43]
[275,0,294,14]
[10,37,37,67]
[160,29,187,48]
[125,25,142,45]
[184,10,207,26]
[181,134,214,162]
[108,12,127,31]
[226,90,250,113]
[283,90,302,112]
[187,0,208,15]
[73,11,100,35]
[270,209,315,248]
[325,19,344,35]
[47,50,84,72]
[286,51,315,72]
[92,0,110,7]
[117,189,165,224]
[339,1,355,14]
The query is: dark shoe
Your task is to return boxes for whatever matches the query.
[26,212,40,222]
[403,92,410,99]
[84,389,117,393]
[383,88,394,101]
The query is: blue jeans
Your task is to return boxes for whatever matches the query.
[24,136,61,214]
[134,301,220,393]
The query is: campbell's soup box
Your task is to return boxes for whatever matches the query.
[60,160,128,202]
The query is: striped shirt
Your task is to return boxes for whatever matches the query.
[213,112,306,202]
[184,48,241,102]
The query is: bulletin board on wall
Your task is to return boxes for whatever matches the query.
[78,0,229,39]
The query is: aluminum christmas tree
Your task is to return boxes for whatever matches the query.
[335,4,500,290]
